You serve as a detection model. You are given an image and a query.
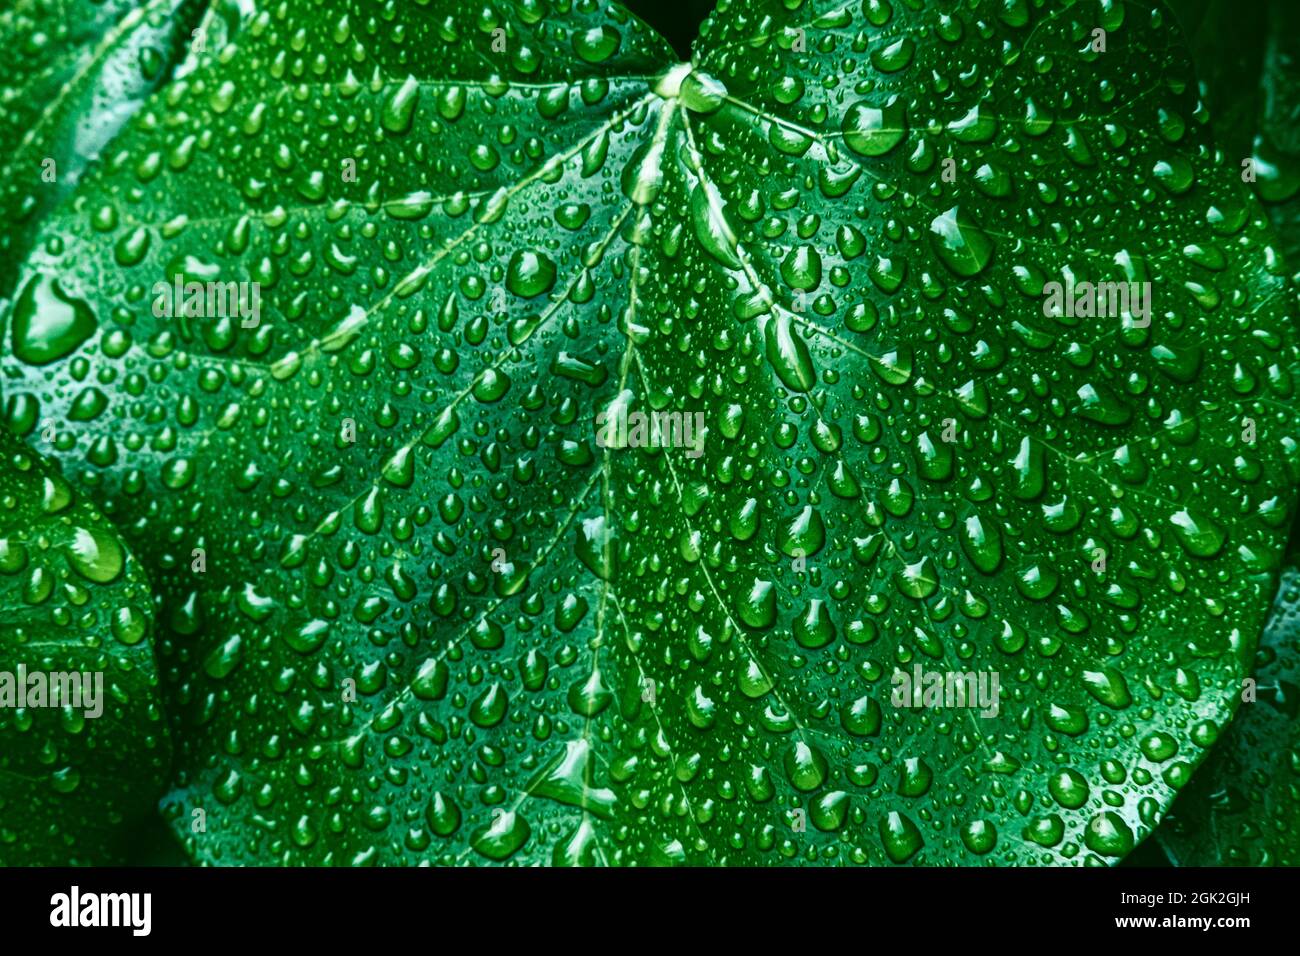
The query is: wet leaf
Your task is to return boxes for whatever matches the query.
[0,0,208,301]
[0,426,170,864]
[1155,528,1300,866]
[2,0,1299,866]
[1166,0,1300,261]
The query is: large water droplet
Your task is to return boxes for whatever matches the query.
[11,274,97,365]
[841,95,907,156]
[929,206,994,276]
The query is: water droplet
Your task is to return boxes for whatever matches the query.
[11,274,97,365]
[841,96,907,156]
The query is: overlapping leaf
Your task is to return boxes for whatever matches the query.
[1165,0,1300,261]
[0,426,170,864]
[1153,529,1300,865]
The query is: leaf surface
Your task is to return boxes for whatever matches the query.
[2,0,1299,866]
[1155,529,1300,865]
[0,426,170,864]
[1165,0,1300,262]
[0,0,209,301]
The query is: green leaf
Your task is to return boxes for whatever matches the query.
[1155,530,1300,866]
[1165,0,1300,262]
[3,0,1299,866]
[0,0,208,300]
[0,425,170,864]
